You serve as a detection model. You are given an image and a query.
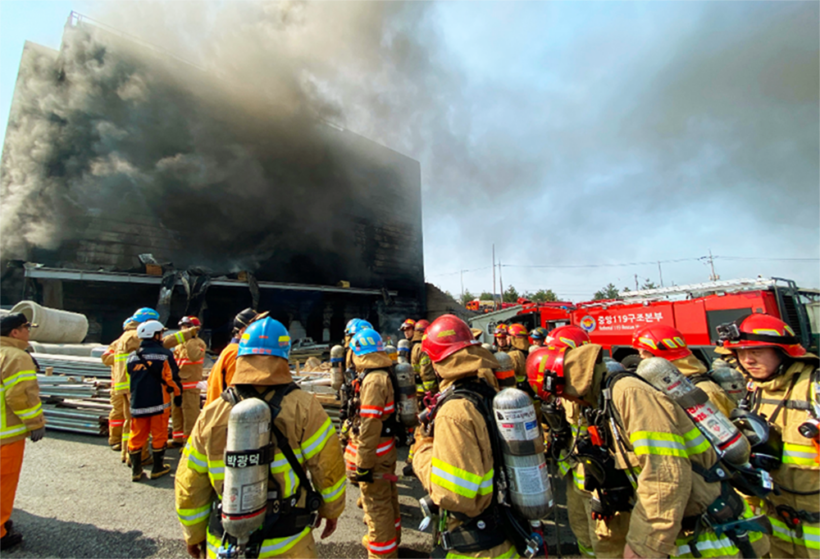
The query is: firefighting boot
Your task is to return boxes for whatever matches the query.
[150,449,171,480]
[130,451,144,482]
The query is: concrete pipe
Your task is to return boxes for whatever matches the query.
[10,301,89,344]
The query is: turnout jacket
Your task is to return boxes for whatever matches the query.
[413,345,517,559]
[205,340,238,406]
[102,326,196,394]
[345,352,397,474]
[566,344,766,559]
[745,356,820,553]
[175,355,345,554]
[0,336,44,445]
[127,339,182,417]
[174,336,207,388]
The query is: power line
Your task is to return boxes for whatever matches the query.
[714,256,820,262]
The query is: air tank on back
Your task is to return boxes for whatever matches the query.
[385,344,398,364]
[221,398,271,549]
[330,345,345,392]
[493,351,518,389]
[481,343,496,354]
[709,360,746,404]
[397,340,412,364]
[636,357,750,466]
[493,387,553,520]
[394,362,419,427]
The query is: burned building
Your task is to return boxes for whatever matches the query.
[1,13,424,347]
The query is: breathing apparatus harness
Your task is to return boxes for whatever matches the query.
[420,377,542,559]
[340,366,406,446]
[211,384,322,559]
[581,369,770,559]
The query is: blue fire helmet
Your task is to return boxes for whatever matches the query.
[131,307,160,323]
[345,319,373,337]
[238,317,291,359]
[351,328,384,356]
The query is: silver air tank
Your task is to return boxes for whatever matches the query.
[481,343,496,354]
[493,351,518,389]
[395,362,419,427]
[493,387,554,520]
[385,344,398,364]
[709,361,746,404]
[397,340,412,364]
[636,357,750,466]
[222,398,271,547]
[330,345,345,392]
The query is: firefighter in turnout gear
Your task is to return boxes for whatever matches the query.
[412,314,520,559]
[344,328,401,558]
[170,316,207,447]
[721,313,819,558]
[633,324,736,418]
[412,320,437,395]
[528,345,623,558]
[0,313,45,551]
[102,307,198,463]
[346,319,374,372]
[505,324,532,395]
[175,317,345,559]
[205,308,264,406]
[529,342,770,559]
[127,320,182,482]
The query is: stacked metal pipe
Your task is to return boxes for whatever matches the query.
[38,374,110,436]
[33,354,111,378]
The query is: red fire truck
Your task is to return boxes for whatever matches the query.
[506,278,817,364]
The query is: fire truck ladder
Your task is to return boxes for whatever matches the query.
[619,278,777,301]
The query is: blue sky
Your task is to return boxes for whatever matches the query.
[1,1,818,300]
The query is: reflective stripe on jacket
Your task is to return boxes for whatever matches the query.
[175,381,346,549]
[0,336,44,444]
[174,337,207,383]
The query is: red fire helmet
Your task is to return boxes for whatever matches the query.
[526,345,567,400]
[493,324,509,338]
[414,319,430,332]
[179,316,201,328]
[508,323,528,338]
[721,313,806,358]
[399,319,416,331]
[547,325,590,349]
[421,314,480,363]
[631,324,691,361]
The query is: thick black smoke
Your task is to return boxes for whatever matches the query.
[0,4,424,287]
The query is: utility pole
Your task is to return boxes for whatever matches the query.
[492,244,497,311]
[499,260,504,306]
[658,261,664,287]
[707,249,719,281]
[634,274,639,291]
[460,270,464,303]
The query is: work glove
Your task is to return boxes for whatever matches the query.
[355,467,374,484]
[590,497,613,522]
[174,395,183,407]
[30,426,46,442]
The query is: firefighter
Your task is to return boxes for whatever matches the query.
[412,320,436,395]
[175,317,345,559]
[102,307,199,463]
[493,323,509,350]
[345,319,373,371]
[529,343,770,559]
[399,318,416,342]
[412,314,520,559]
[344,327,401,558]
[720,313,819,558]
[204,308,263,406]
[505,323,531,393]
[100,307,158,456]
[632,324,736,418]
[126,320,182,482]
[529,327,548,351]
[0,313,45,551]
[170,316,207,448]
